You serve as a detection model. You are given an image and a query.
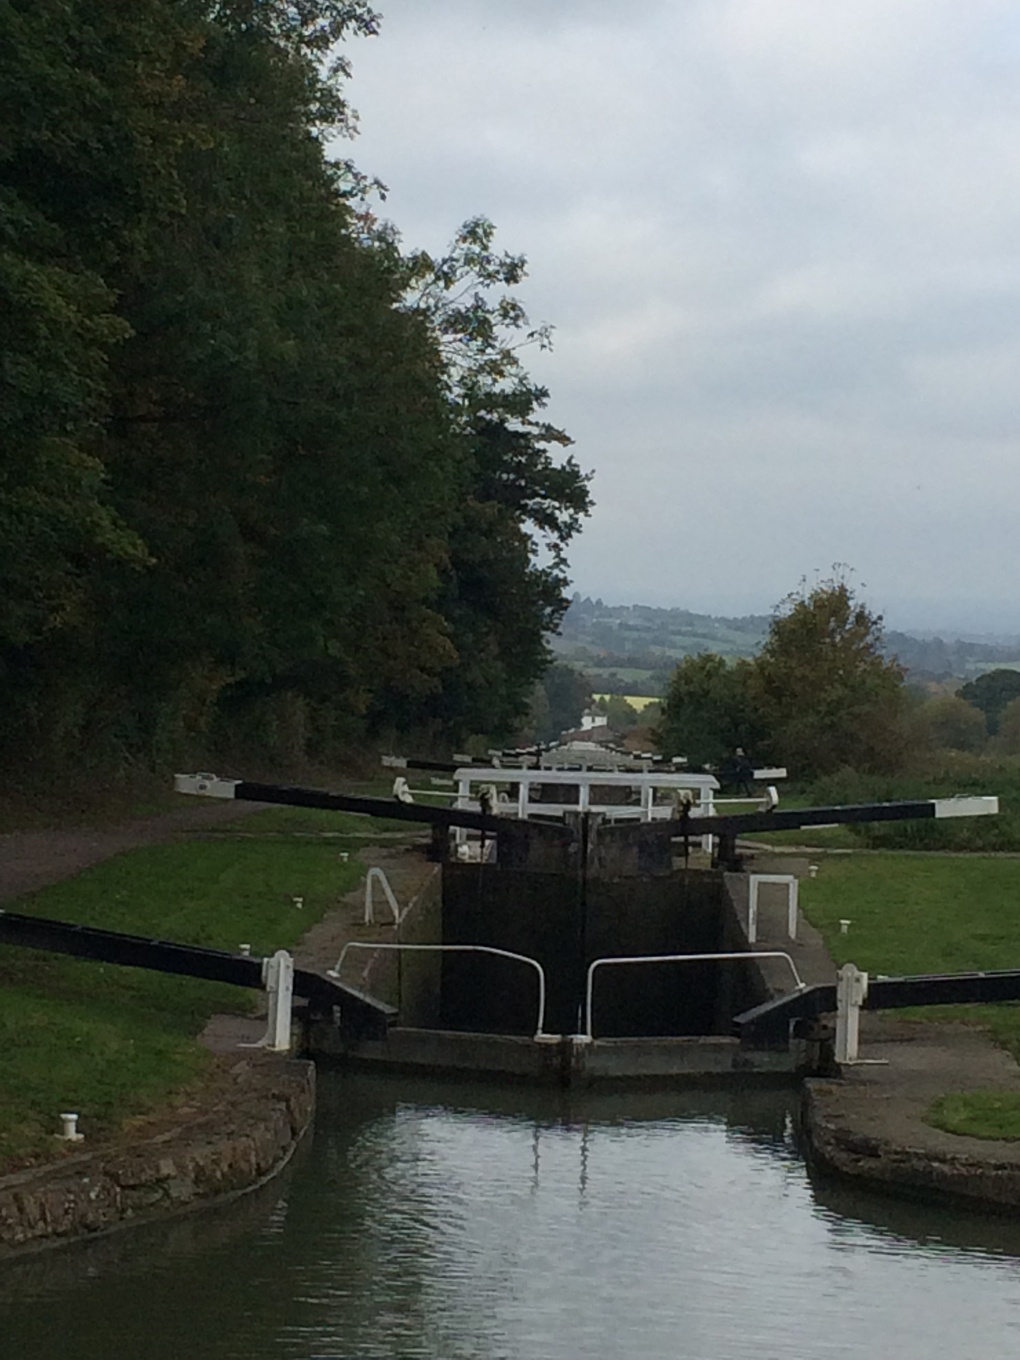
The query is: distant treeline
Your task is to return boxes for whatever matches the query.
[882,632,1020,682]
[555,599,1020,686]
[556,597,769,665]
[0,2,591,776]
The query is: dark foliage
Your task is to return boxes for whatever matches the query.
[0,1,590,771]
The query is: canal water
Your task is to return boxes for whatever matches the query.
[4,1072,1020,1360]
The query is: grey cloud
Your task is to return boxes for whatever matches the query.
[342,0,1020,628]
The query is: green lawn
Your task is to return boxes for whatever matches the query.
[799,853,1020,1137]
[928,1090,1020,1140]
[799,854,1020,982]
[0,833,369,1169]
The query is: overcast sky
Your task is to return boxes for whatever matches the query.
[333,0,1020,635]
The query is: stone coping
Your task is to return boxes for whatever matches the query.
[802,1017,1020,1210]
[0,1055,314,1258]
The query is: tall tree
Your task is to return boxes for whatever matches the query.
[957,670,1020,736]
[0,4,591,768]
[749,575,909,776]
[375,218,593,740]
[656,654,761,767]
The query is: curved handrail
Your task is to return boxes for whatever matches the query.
[364,867,402,926]
[584,950,805,1041]
[329,941,552,1039]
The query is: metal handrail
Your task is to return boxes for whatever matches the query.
[329,942,553,1040]
[584,950,805,1041]
[364,867,402,926]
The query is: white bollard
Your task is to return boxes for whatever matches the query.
[58,1112,84,1142]
[840,918,851,934]
[835,962,869,1063]
[260,950,295,1052]
[292,895,304,910]
[239,943,251,957]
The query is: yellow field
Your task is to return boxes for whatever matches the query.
[593,693,661,712]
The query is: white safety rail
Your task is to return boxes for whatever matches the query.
[747,874,799,943]
[329,942,554,1040]
[583,950,805,1042]
[449,766,722,847]
[364,866,404,926]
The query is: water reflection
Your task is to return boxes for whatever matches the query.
[2,1073,1020,1359]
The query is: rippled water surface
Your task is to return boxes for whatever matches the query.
[5,1073,1020,1359]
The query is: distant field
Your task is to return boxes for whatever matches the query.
[593,693,661,711]
[582,667,659,685]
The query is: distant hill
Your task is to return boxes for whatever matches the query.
[554,596,1020,694]
[552,598,769,695]
[883,631,1020,682]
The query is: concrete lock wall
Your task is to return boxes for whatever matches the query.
[439,865,765,1038]
[393,868,443,1028]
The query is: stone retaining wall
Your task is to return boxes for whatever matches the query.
[802,1077,1020,1210]
[0,1055,314,1257]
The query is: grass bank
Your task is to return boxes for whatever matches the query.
[799,852,1020,1137]
[0,802,411,1170]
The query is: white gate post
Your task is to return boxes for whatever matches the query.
[261,949,295,1051]
[747,874,799,943]
[835,962,868,1063]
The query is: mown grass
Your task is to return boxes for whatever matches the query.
[928,1090,1020,1140]
[799,853,1020,1136]
[0,836,368,1169]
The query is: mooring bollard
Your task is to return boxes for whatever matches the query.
[835,962,869,1063]
[57,1112,84,1142]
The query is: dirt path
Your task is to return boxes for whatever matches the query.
[0,800,269,905]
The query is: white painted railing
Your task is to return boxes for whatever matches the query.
[329,942,553,1040]
[583,950,805,1042]
[364,866,403,925]
[747,873,799,942]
